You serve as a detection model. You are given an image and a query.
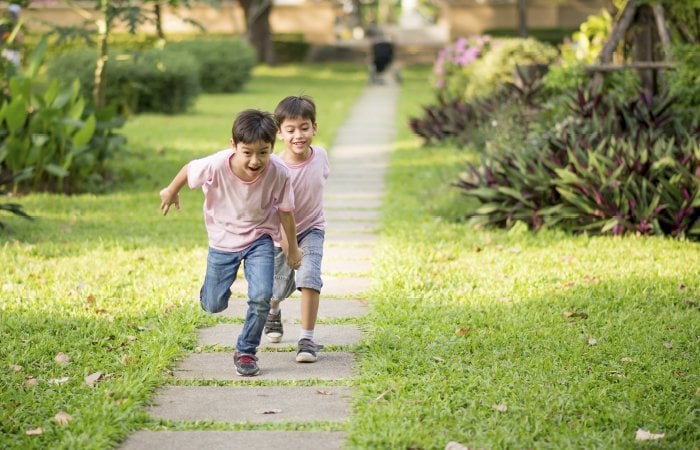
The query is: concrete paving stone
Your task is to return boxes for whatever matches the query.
[324,198,383,210]
[324,191,383,200]
[216,297,367,319]
[325,233,378,245]
[325,209,379,222]
[322,258,372,274]
[197,323,362,348]
[325,221,379,233]
[147,386,351,422]
[323,246,374,260]
[230,276,371,297]
[172,352,355,381]
[120,431,346,450]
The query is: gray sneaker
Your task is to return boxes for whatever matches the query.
[264,311,283,343]
[296,338,324,363]
[233,352,260,376]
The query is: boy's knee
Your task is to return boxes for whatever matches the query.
[200,288,229,313]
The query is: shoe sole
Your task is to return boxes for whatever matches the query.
[236,368,260,376]
[266,332,283,343]
[296,352,317,363]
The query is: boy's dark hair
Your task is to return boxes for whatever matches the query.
[274,95,316,127]
[231,109,277,145]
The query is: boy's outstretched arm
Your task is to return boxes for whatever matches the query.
[278,210,302,269]
[160,164,189,216]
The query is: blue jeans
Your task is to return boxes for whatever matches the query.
[200,235,274,354]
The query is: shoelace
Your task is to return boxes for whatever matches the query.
[238,355,257,364]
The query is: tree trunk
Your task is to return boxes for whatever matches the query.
[154,2,165,40]
[240,0,276,65]
[93,0,110,111]
[631,4,657,92]
[517,0,527,38]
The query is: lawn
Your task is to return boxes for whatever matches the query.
[349,67,700,449]
[1,62,698,450]
[0,63,366,449]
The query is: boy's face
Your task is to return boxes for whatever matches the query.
[230,139,273,181]
[277,116,317,159]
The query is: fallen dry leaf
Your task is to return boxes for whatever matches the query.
[48,377,70,385]
[584,276,599,284]
[620,357,633,363]
[588,338,597,346]
[678,283,686,292]
[259,409,282,415]
[492,403,508,413]
[54,352,71,365]
[455,327,471,337]
[10,364,22,372]
[25,377,38,387]
[126,335,137,342]
[316,390,333,395]
[432,356,445,363]
[52,411,72,426]
[85,294,96,304]
[120,355,133,366]
[85,372,103,387]
[663,342,673,349]
[635,429,664,441]
[25,428,43,436]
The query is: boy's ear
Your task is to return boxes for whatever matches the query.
[230,138,237,150]
[313,123,318,135]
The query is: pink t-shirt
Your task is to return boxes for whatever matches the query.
[283,145,330,236]
[187,149,294,252]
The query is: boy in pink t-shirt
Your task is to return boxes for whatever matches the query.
[264,96,330,363]
[160,109,302,376]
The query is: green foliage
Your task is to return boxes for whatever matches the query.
[668,43,700,124]
[0,170,32,230]
[483,27,579,46]
[272,33,311,63]
[164,38,256,93]
[465,38,558,101]
[456,88,700,238]
[46,47,201,115]
[0,38,127,193]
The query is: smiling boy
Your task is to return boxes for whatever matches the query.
[159,109,302,376]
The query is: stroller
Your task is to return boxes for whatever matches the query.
[368,34,401,84]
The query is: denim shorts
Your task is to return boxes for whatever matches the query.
[272,228,324,301]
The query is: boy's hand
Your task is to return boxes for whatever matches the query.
[159,188,180,216]
[286,247,302,270]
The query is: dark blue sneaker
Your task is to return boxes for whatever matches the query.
[296,339,324,363]
[233,352,260,376]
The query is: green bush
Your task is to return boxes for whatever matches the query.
[46,48,200,114]
[1,59,127,193]
[164,38,256,93]
[464,37,558,100]
[483,27,578,46]
[272,33,311,63]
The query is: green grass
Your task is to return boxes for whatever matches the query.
[2,62,699,449]
[0,63,366,449]
[348,66,700,449]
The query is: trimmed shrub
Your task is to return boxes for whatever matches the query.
[272,33,311,63]
[46,47,200,114]
[164,38,256,93]
[483,27,578,46]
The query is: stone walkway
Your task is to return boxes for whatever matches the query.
[119,81,398,450]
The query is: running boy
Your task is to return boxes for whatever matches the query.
[264,95,330,363]
[160,109,302,376]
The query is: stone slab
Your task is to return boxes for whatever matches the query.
[173,352,355,381]
[230,276,371,297]
[197,324,362,348]
[325,221,379,233]
[322,258,372,274]
[147,386,351,422]
[325,198,383,210]
[325,209,379,222]
[216,298,367,319]
[120,431,346,450]
[323,246,374,260]
[325,233,378,245]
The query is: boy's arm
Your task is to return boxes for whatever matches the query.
[278,210,302,269]
[160,164,189,216]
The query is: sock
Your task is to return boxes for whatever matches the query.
[299,329,314,341]
[269,305,280,315]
